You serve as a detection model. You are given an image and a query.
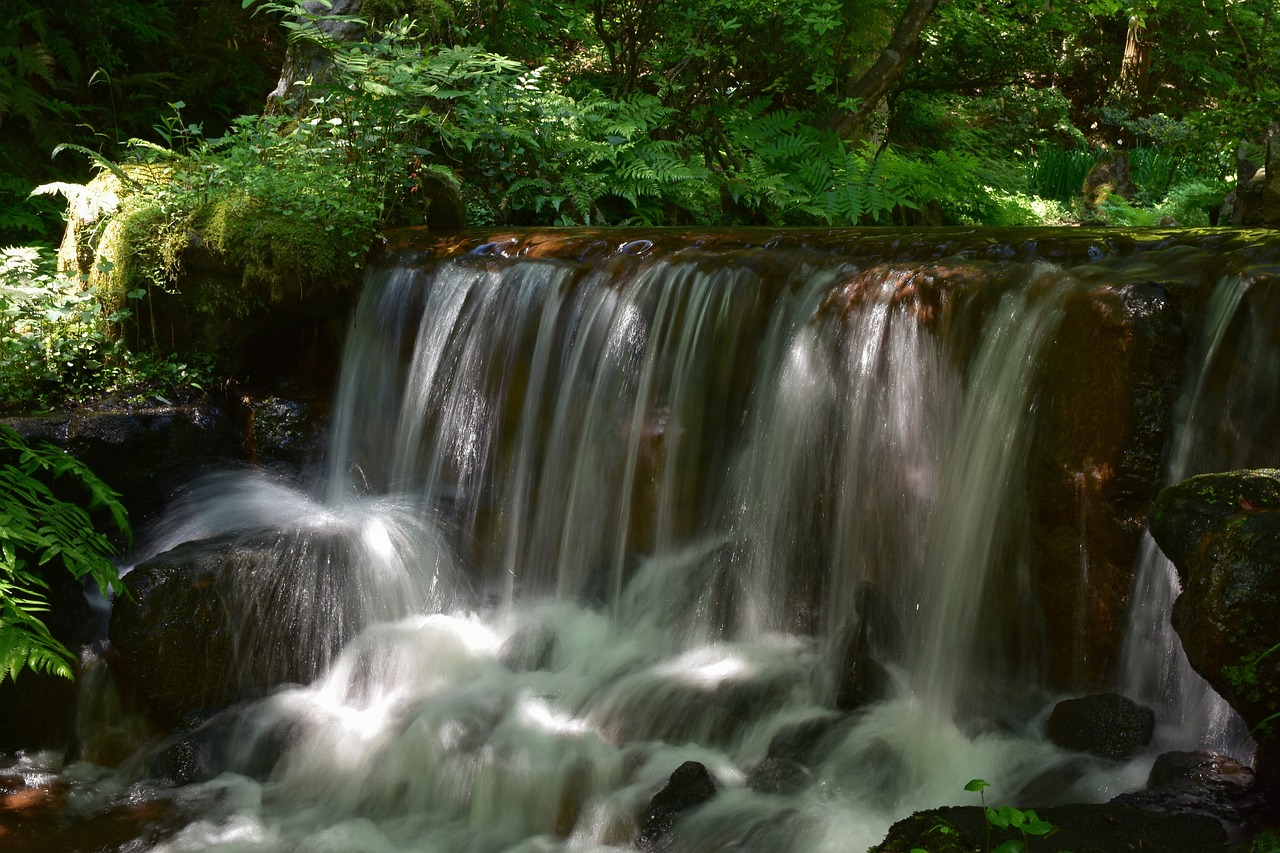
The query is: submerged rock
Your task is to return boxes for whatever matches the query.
[835,583,904,711]
[634,760,718,852]
[1045,692,1155,760]
[1149,469,1280,786]
[746,714,846,794]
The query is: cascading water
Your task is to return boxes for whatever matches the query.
[18,229,1280,852]
[1119,272,1280,755]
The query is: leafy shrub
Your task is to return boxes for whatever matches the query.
[0,245,209,413]
[1096,177,1227,227]
[1027,146,1097,203]
[0,423,128,681]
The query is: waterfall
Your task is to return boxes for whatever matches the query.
[1119,271,1280,755]
[43,229,1280,852]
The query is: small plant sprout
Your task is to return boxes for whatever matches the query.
[965,779,1058,853]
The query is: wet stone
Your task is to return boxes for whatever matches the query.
[1045,692,1155,760]
[634,760,719,852]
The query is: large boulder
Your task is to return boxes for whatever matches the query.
[633,761,719,852]
[1149,469,1280,784]
[109,530,364,728]
[1045,692,1155,760]
[4,400,244,523]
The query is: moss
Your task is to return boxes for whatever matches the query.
[193,193,364,315]
[91,193,186,312]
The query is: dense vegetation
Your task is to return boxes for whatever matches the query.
[1,0,1277,415]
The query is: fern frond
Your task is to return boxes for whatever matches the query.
[0,586,73,682]
[50,143,142,189]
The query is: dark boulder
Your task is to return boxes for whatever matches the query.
[875,802,1225,852]
[1045,692,1155,760]
[835,583,903,712]
[1149,469,1280,786]
[634,760,718,852]
[109,529,368,728]
[108,536,244,728]
[1114,750,1264,841]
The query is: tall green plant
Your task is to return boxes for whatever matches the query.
[0,424,128,682]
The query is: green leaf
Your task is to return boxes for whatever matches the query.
[991,841,1025,853]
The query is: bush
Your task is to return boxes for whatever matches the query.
[0,244,210,413]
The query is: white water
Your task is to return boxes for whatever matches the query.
[45,237,1280,851]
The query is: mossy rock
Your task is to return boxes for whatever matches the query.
[1150,469,1280,784]
[54,170,365,385]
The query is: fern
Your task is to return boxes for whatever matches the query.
[50,143,142,189]
[0,424,129,683]
[0,582,74,681]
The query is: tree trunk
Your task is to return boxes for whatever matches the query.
[828,0,943,140]
[266,0,367,115]
[1119,13,1153,100]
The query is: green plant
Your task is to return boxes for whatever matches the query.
[0,423,128,681]
[965,779,1058,853]
[1027,146,1097,204]
[0,244,212,413]
[1249,828,1280,853]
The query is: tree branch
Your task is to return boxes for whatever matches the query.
[829,0,944,139]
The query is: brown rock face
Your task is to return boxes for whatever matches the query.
[1028,282,1187,691]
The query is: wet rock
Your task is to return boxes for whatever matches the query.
[1045,692,1155,760]
[746,715,845,794]
[634,760,718,852]
[148,707,297,785]
[1113,750,1264,841]
[835,583,903,711]
[499,622,557,672]
[108,537,243,728]
[1149,469,1280,786]
[874,802,1225,852]
[109,530,365,728]
[1029,280,1187,692]
[4,401,244,523]
[240,394,327,468]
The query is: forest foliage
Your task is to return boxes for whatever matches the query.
[2,0,1276,246]
[0,0,1276,414]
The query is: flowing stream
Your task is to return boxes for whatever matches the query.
[15,228,1280,852]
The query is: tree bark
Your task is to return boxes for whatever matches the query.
[1119,13,1153,99]
[828,0,944,140]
